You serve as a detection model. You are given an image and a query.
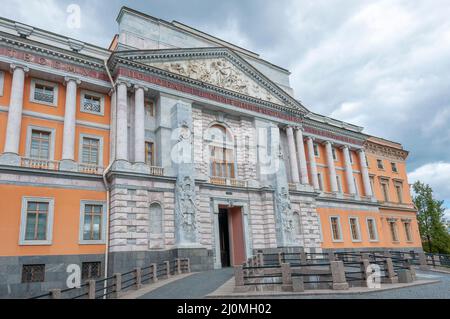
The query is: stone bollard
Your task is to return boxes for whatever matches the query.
[292,276,304,292]
[418,252,429,270]
[234,265,246,293]
[176,258,182,275]
[330,261,349,290]
[281,263,293,292]
[278,252,284,265]
[135,267,142,290]
[397,269,413,283]
[151,264,158,283]
[403,257,416,281]
[186,258,191,273]
[360,259,371,287]
[383,258,398,284]
[258,253,264,267]
[50,289,61,299]
[88,279,96,299]
[327,251,336,262]
[113,273,122,298]
[300,251,307,264]
[165,261,171,278]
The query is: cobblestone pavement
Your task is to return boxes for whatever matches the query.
[139,268,235,299]
[279,270,450,299]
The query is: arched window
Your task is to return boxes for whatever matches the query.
[207,125,235,178]
[293,212,302,235]
[149,203,163,235]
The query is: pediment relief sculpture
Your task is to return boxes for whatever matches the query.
[149,58,283,104]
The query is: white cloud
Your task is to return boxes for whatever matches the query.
[408,162,450,204]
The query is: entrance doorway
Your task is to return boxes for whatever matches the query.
[218,206,246,267]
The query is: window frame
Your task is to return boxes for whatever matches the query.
[366,217,379,242]
[317,172,324,191]
[313,143,320,158]
[376,159,385,170]
[21,264,46,283]
[79,134,103,167]
[336,175,343,193]
[403,221,413,242]
[348,216,362,242]
[30,78,59,107]
[81,261,102,280]
[25,126,56,160]
[19,197,55,246]
[332,147,338,162]
[149,201,164,236]
[380,179,390,202]
[395,182,403,203]
[79,200,107,245]
[80,90,105,116]
[391,162,398,173]
[145,141,155,166]
[388,219,399,242]
[329,216,343,242]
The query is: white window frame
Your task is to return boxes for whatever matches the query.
[336,175,343,193]
[79,200,107,245]
[329,216,343,242]
[25,125,56,160]
[19,197,55,245]
[30,78,59,107]
[366,217,379,242]
[348,216,362,242]
[80,90,105,116]
[0,71,4,97]
[78,133,104,166]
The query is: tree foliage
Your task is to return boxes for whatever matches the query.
[413,181,450,254]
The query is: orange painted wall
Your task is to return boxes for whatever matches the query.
[0,184,106,257]
[318,207,421,249]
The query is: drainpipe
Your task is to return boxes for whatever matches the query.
[102,58,116,299]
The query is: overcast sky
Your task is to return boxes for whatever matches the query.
[1,0,449,216]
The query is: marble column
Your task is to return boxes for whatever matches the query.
[134,85,146,164]
[1,64,29,164]
[324,141,338,193]
[286,126,300,183]
[358,149,373,197]
[295,127,309,185]
[116,81,129,161]
[109,89,117,164]
[306,137,320,190]
[60,77,81,170]
[342,145,356,195]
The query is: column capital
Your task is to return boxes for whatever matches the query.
[323,140,333,146]
[134,84,148,92]
[10,63,29,74]
[339,144,350,150]
[64,76,81,85]
[293,126,304,132]
[116,80,132,88]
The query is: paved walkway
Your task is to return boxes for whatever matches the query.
[138,268,234,299]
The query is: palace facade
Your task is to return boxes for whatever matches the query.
[0,7,421,298]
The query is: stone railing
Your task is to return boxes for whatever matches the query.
[210,177,247,188]
[288,183,297,191]
[21,157,59,171]
[149,166,164,176]
[77,163,103,175]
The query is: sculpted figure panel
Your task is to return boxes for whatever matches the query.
[150,58,282,104]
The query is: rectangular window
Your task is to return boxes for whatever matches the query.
[210,146,235,178]
[349,152,353,164]
[395,183,403,203]
[330,217,342,241]
[82,262,102,280]
[313,143,319,157]
[367,218,378,241]
[353,177,359,195]
[145,100,155,117]
[349,217,361,241]
[81,91,104,115]
[145,142,154,165]
[82,137,100,165]
[82,204,103,241]
[404,222,413,242]
[30,79,58,106]
[377,159,384,170]
[332,148,337,161]
[21,264,45,283]
[317,173,324,191]
[391,162,398,173]
[30,130,50,160]
[381,181,390,202]
[25,201,49,241]
[336,175,342,193]
[369,176,375,194]
[389,221,399,242]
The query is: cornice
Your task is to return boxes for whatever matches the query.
[109,47,308,114]
[303,117,367,146]
[364,140,409,160]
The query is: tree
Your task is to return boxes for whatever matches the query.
[412,181,450,254]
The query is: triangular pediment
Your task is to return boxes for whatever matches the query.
[112,48,308,113]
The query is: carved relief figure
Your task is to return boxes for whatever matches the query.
[176,176,198,231]
[152,58,281,104]
[276,187,294,243]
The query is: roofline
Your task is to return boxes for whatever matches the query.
[116,6,291,75]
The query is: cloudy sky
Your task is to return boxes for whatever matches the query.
[1,0,449,216]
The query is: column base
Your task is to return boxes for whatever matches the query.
[59,159,78,172]
[0,153,20,166]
